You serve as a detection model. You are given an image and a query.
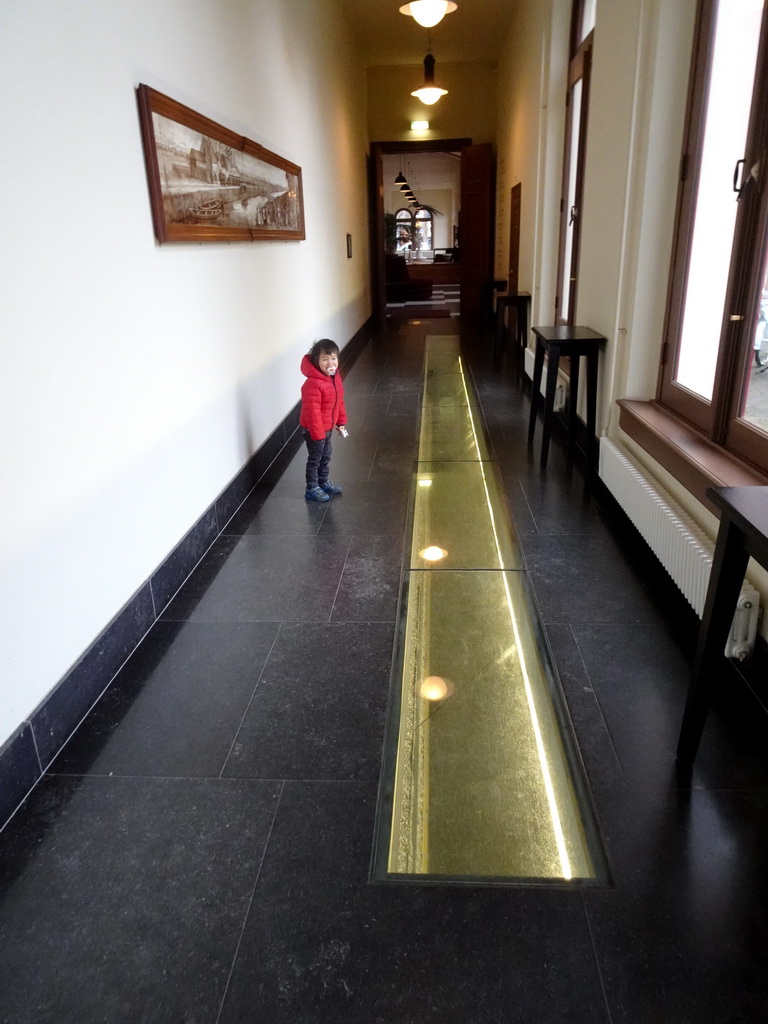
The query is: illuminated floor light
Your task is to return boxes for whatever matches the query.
[420,676,451,700]
[419,545,447,561]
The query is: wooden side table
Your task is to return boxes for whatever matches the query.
[528,326,605,467]
[493,292,531,369]
[677,486,768,764]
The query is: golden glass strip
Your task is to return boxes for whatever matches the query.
[384,336,606,882]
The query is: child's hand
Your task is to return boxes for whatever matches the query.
[337,425,348,438]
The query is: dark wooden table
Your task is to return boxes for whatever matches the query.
[677,486,768,763]
[528,326,605,467]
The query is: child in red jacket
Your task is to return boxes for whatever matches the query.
[299,339,348,502]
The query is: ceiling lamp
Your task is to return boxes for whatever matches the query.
[395,172,408,188]
[411,53,448,106]
[400,1,457,28]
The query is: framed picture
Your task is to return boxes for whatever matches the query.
[136,84,305,243]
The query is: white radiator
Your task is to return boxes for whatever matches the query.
[599,438,760,660]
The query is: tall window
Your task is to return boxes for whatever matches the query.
[555,0,595,324]
[660,0,768,472]
[395,207,433,254]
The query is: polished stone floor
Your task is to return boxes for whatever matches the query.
[1,319,768,1023]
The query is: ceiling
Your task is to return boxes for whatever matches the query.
[338,0,516,67]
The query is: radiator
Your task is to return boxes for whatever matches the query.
[599,438,760,660]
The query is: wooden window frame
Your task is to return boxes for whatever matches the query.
[555,21,593,326]
[658,0,768,475]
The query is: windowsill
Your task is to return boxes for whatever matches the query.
[617,400,768,516]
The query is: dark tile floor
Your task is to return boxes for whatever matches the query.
[2,319,768,1023]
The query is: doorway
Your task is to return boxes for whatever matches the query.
[370,140,494,323]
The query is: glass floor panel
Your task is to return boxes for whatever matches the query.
[422,372,481,407]
[410,462,522,570]
[423,336,466,375]
[418,405,492,462]
[373,335,609,885]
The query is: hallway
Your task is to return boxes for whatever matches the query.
[1,319,768,1023]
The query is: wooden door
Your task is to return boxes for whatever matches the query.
[460,143,494,320]
[508,183,521,295]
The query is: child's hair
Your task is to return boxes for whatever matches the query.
[308,339,339,368]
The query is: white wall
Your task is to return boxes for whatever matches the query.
[495,0,569,324]
[495,0,696,428]
[0,0,370,745]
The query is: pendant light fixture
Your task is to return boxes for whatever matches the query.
[399,0,457,28]
[395,172,409,191]
[411,51,448,106]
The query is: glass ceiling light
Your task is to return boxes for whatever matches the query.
[411,53,448,106]
[400,1,457,29]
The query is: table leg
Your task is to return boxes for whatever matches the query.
[676,517,749,763]
[493,301,505,368]
[528,339,545,444]
[568,354,580,445]
[541,348,560,467]
[586,349,598,468]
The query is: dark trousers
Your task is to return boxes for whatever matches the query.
[303,429,332,488]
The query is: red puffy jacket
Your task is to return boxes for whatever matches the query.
[299,354,347,441]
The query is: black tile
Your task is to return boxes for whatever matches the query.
[520,473,608,536]
[31,584,156,769]
[0,726,41,830]
[150,506,219,612]
[223,483,329,536]
[317,479,410,537]
[368,442,417,480]
[0,774,282,1024]
[223,623,393,780]
[160,533,351,622]
[522,533,669,624]
[545,623,624,791]
[386,391,420,415]
[48,621,279,778]
[331,535,403,622]
[584,787,768,1024]
[219,781,610,1024]
[572,622,768,791]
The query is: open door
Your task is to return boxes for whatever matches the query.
[460,143,494,320]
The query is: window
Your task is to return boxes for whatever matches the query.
[660,0,768,473]
[555,1,594,324]
[395,207,434,254]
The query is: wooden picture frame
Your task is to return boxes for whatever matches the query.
[136,84,305,243]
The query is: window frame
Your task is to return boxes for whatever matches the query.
[658,0,768,474]
[395,206,434,254]
[555,6,593,326]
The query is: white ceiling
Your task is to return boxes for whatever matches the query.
[338,0,516,67]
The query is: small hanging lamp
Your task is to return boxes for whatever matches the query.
[399,1,457,29]
[395,172,408,188]
[411,53,448,106]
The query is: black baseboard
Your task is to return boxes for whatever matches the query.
[0,316,374,831]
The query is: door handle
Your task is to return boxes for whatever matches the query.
[569,205,578,226]
[733,158,745,194]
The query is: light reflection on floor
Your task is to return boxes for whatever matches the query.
[376,335,608,884]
